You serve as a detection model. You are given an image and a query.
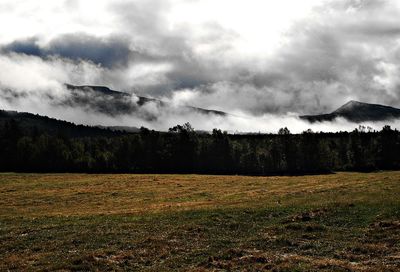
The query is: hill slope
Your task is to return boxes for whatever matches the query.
[65,84,227,118]
[300,100,400,122]
[0,109,127,137]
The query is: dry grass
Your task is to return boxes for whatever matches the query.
[0,172,399,271]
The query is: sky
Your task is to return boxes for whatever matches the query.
[1,0,400,132]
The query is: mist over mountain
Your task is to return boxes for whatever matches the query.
[301,101,400,123]
[64,84,226,119]
[60,85,400,125]
[3,81,400,133]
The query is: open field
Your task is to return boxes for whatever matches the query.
[1,172,400,271]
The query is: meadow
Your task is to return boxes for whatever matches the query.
[1,172,399,271]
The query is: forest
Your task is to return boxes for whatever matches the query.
[1,118,399,174]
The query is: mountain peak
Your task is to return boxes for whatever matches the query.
[333,100,364,114]
[345,100,361,106]
[300,100,400,123]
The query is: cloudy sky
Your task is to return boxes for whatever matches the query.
[1,0,400,132]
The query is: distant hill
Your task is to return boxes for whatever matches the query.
[64,84,227,118]
[0,109,127,137]
[300,100,400,123]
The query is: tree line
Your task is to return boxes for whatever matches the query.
[1,119,399,174]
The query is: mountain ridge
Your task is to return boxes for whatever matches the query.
[300,100,400,123]
[64,84,227,117]
[0,109,127,137]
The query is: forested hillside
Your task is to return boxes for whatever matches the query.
[1,114,399,174]
[0,110,125,137]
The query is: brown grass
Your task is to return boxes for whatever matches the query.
[1,172,398,217]
[0,171,399,271]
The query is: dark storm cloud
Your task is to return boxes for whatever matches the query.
[47,34,132,68]
[1,34,132,68]
[2,38,43,57]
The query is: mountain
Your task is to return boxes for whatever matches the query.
[0,84,228,136]
[64,84,227,118]
[0,109,127,137]
[300,100,400,123]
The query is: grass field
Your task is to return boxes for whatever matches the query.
[1,172,400,271]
